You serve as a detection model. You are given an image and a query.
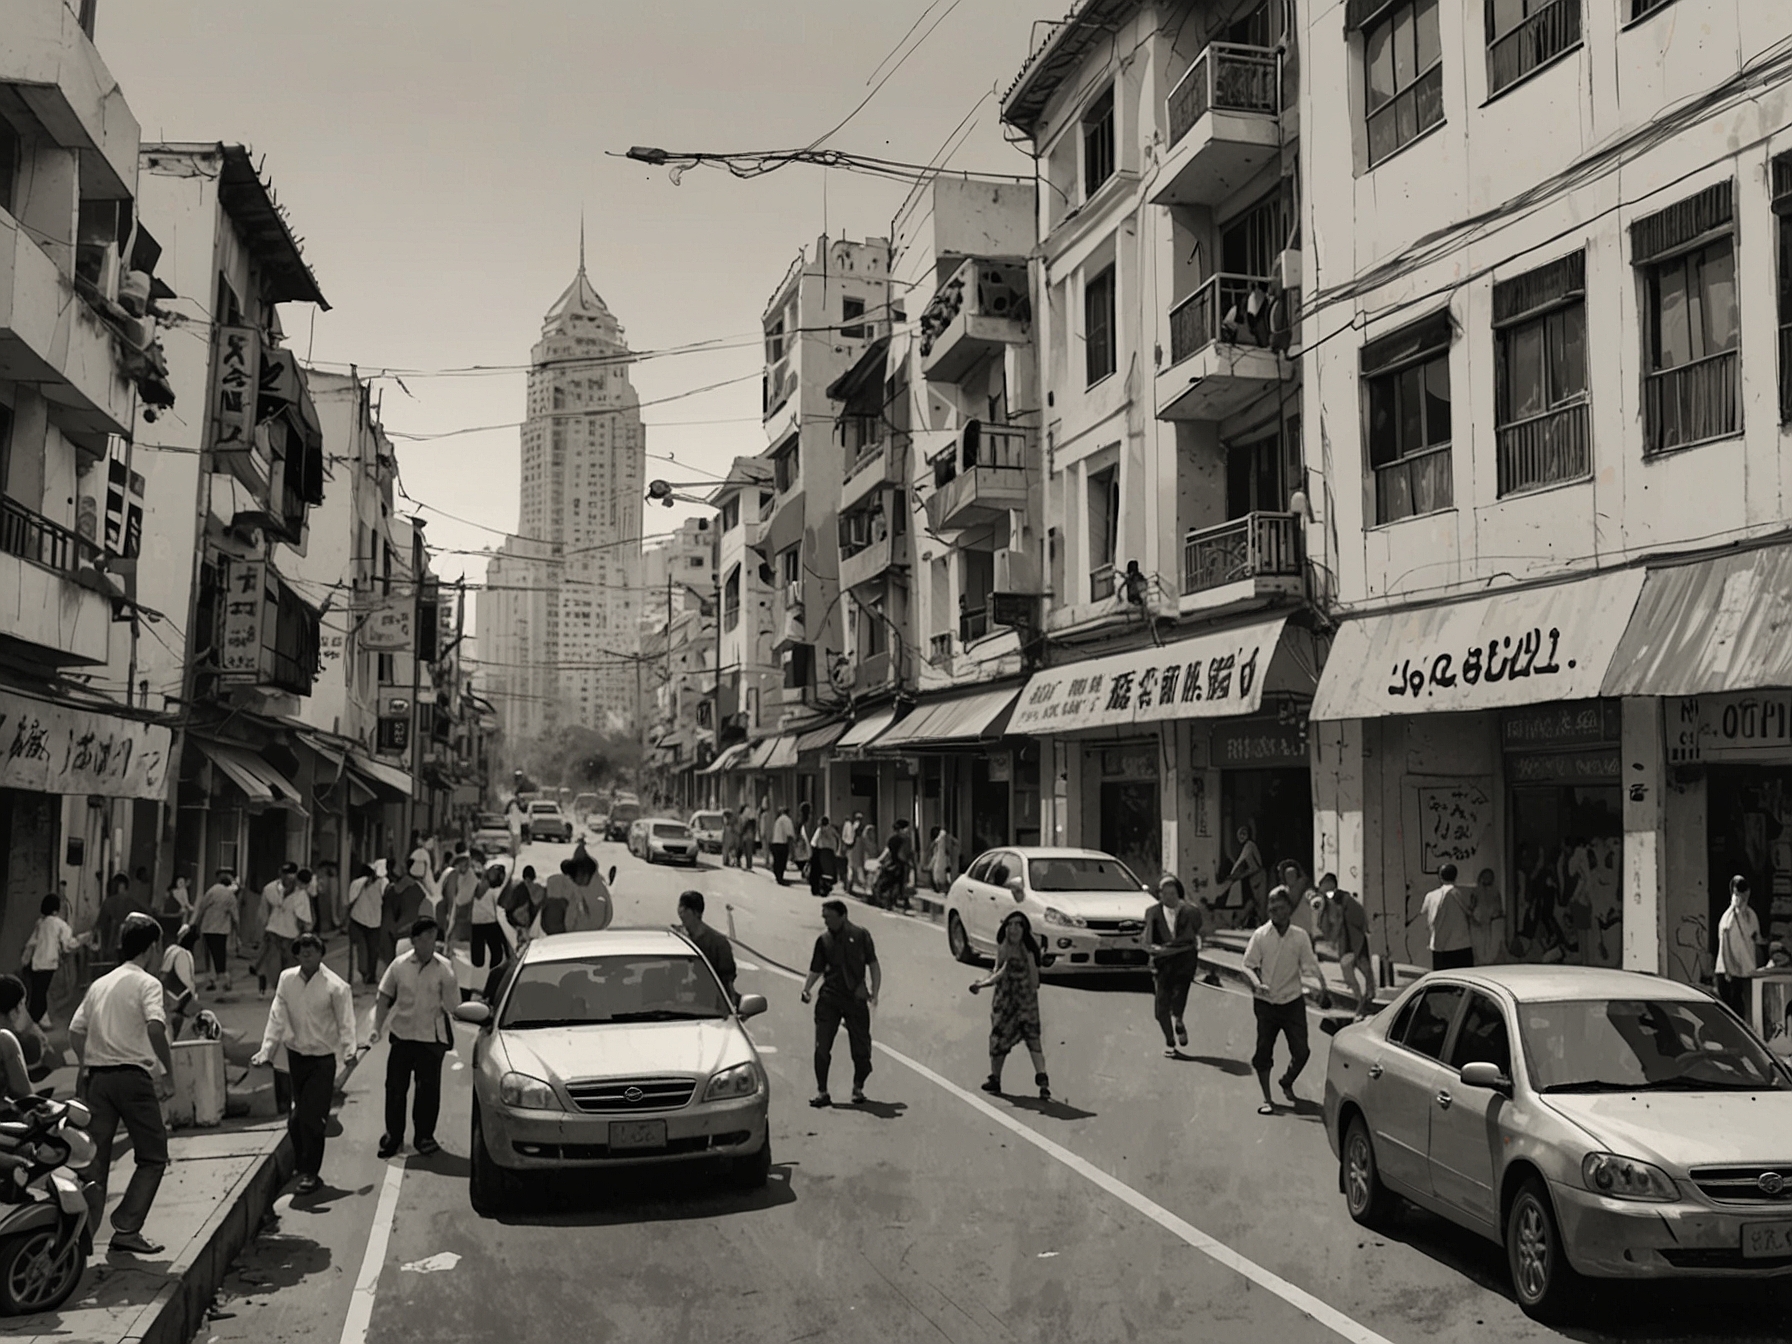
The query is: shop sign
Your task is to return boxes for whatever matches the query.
[210,325,260,456]
[1500,701,1619,751]
[1507,751,1620,783]
[361,597,413,653]
[1211,718,1307,768]
[218,560,269,684]
[1669,693,1792,764]
[377,716,410,753]
[1099,745,1157,779]
[987,752,1012,782]
[0,689,171,800]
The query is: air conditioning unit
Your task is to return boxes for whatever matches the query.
[994,548,1037,593]
[1277,248,1302,290]
[784,580,804,610]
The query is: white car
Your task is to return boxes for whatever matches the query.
[636,818,699,866]
[944,847,1154,972]
[689,811,726,854]
[526,800,574,844]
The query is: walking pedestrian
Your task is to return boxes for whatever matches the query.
[160,925,201,1041]
[382,862,430,965]
[800,899,880,1107]
[1279,861,1321,939]
[97,873,147,967]
[370,917,459,1159]
[1715,875,1766,1016]
[874,821,915,911]
[193,870,238,992]
[739,802,759,873]
[69,914,176,1255]
[1468,867,1507,968]
[928,825,960,892]
[505,798,525,859]
[162,877,193,923]
[565,843,614,931]
[21,893,85,1026]
[677,891,737,1004]
[793,803,813,883]
[1423,863,1475,970]
[1213,825,1266,928]
[312,861,340,934]
[769,806,795,884]
[257,865,313,996]
[468,865,509,970]
[255,933,358,1194]
[720,810,740,868]
[968,911,1050,1099]
[845,812,875,896]
[346,862,386,988]
[1241,888,1330,1115]
[1144,875,1204,1056]
[809,816,841,897]
[1318,873,1375,1021]
[437,852,473,951]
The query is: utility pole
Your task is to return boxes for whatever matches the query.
[404,517,427,847]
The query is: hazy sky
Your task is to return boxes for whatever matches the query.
[100,0,1050,594]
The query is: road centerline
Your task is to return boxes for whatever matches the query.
[338,1155,407,1344]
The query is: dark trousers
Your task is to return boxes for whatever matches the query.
[83,1065,168,1235]
[350,922,382,985]
[1153,969,1195,1046]
[1251,997,1311,1082]
[810,850,835,896]
[384,1037,446,1146]
[288,1051,336,1176]
[770,843,790,883]
[204,934,230,976]
[1716,973,1751,1017]
[814,996,872,1093]
[470,922,507,968]
[1432,947,1475,971]
[26,969,54,1022]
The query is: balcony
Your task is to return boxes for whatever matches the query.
[839,500,905,594]
[1643,349,1738,457]
[929,632,954,666]
[0,496,110,664]
[0,1,139,199]
[924,423,1031,535]
[1180,511,1302,616]
[1149,43,1281,208]
[920,258,1031,384]
[1155,274,1284,422]
[1497,401,1591,496]
[840,433,910,514]
[854,649,899,696]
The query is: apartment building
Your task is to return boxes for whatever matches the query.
[1300,0,1792,984]
[703,457,777,794]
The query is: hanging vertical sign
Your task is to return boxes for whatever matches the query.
[361,597,413,653]
[218,560,267,684]
[103,445,144,560]
[210,326,260,456]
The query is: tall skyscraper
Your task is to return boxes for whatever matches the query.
[481,247,645,748]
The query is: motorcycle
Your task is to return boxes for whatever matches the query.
[0,1096,96,1315]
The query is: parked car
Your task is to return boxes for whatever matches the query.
[471,813,512,853]
[640,819,699,866]
[1324,965,1792,1322]
[689,811,726,854]
[526,800,574,844]
[605,800,641,843]
[456,928,771,1216]
[944,847,1153,972]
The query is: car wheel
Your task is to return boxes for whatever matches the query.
[469,1103,518,1217]
[948,913,977,965]
[1507,1176,1578,1322]
[1342,1115,1392,1226]
[732,1136,772,1190]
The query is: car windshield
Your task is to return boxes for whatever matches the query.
[500,955,730,1028]
[1522,998,1791,1093]
[653,823,690,838]
[692,814,723,828]
[612,804,640,821]
[529,803,559,815]
[1028,856,1145,892]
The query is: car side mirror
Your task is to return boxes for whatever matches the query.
[1006,876,1025,899]
[453,1001,492,1027]
[1459,1060,1512,1095]
[736,993,768,1019]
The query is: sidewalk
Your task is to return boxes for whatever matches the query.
[13,935,367,1344]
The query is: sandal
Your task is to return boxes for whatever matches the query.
[1257,1103,1276,1116]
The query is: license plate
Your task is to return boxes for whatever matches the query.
[608,1120,667,1152]
[1100,936,1139,947]
[1743,1220,1792,1259]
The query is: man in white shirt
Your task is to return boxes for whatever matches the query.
[1241,887,1331,1115]
[1715,875,1766,1016]
[347,862,387,987]
[1422,862,1476,970]
[770,807,796,885]
[257,865,313,995]
[70,915,176,1255]
[370,917,460,1159]
[255,933,359,1194]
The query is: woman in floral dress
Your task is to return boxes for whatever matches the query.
[969,911,1050,1100]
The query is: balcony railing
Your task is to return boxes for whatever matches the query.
[0,497,94,573]
[841,414,883,461]
[266,646,313,696]
[1643,349,1738,456]
[1090,562,1115,603]
[1375,443,1454,525]
[932,421,1029,489]
[929,633,953,663]
[1779,323,1792,426]
[1168,274,1276,365]
[918,258,1031,356]
[1496,400,1591,496]
[1168,42,1279,146]
[1181,512,1300,596]
[959,606,990,644]
[1488,0,1581,95]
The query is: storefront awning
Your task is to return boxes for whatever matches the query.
[699,742,753,775]
[837,708,900,752]
[1602,547,1792,697]
[197,740,306,814]
[1009,615,1298,736]
[348,751,414,799]
[1311,570,1646,721]
[875,687,1020,750]
[795,721,849,756]
[740,737,789,771]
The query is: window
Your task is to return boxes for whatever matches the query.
[1082,86,1116,197]
[780,546,800,586]
[1399,985,1466,1060]
[1777,153,1792,425]
[1494,250,1589,494]
[1363,311,1453,523]
[1364,0,1443,166]
[1087,463,1119,600]
[1634,181,1739,455]
[773,442,800,493]
[720,498,739,532]
[1486,0,1581,96]
[0,115,18,217]
[1628,0,1677,20]
[1449,994,1513,1075]
[1084,264,1117,385]
[841,296,866,339]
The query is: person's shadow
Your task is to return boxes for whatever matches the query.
[1006,1094,1097,1121]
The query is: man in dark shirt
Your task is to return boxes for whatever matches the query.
[800,900,881,1107]
[676,891,737,1004]
[1145,875,1205,1056]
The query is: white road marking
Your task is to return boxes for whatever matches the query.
[337,1159,406,1344]
[756,1045,778,1054]
[400,1251,461,1274]
[748,958,1395,1344]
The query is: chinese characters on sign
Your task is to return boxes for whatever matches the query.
[211,326,260,457]
[0,690,171,800]
[1419,784,1492,873]
[218,560,268,684]
[1499,700,1620,750]
[1387,627,1573,701]
[1669,693,1792,764]
[361,597,413,654]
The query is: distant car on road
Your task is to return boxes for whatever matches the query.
[944,847,1153,973]
[456,928,771,1216]
[571,793,600,830]
[472,813,512,853]
[689,811,725,854]
[637,819,699,866]
[526,800,574,844]
[1324,964,1792,1322]
[605,800,641,843]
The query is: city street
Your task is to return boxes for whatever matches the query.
[191,838,1792,1344]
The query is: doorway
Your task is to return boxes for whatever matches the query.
[1220,767,1312,890]
[971,755,1010,857]
[1706,767,1792,974]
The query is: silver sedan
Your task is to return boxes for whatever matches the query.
[1323,965,1792,1321]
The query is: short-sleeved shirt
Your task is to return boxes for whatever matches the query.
[376,950,459,1045]
[71,962,166,1070]
[688,924,738,999]
[809,921,877,1006]
[1423,883,1473,953]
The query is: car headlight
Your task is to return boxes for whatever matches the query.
[1581,1152,1678,1202]
[498,1072,561,1111]
[703,1062,762,1103]
[1042,907,1087,928]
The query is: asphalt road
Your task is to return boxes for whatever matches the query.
[191,836,1792,1344]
